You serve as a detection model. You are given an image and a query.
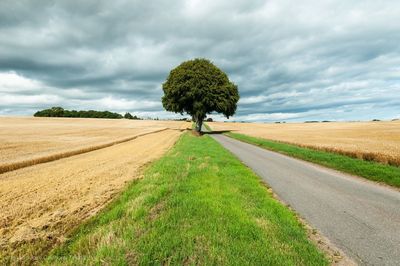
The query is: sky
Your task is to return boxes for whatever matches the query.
[0,0,399,122]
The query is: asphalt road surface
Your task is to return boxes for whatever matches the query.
[209,133,400,266]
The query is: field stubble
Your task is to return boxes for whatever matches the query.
[0,117,186,263]
[0,117,189,174]
[210,121,400,166]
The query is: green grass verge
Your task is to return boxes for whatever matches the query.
[203,122,212,131]
[44,133,328,265]
[226,132,400,188]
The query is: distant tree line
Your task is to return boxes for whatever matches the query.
[123,112,141,120]
[34,107,138,119]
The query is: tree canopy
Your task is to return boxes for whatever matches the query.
[124,112,141,120]
[34,107,123,119]
[162,58,239,132]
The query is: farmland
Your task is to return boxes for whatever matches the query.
[0,117,186,263]
[2,117,395,264]
[209,121,400,166]
[44,133,328,265]
[0,117,188,173]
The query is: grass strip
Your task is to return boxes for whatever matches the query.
[203,122,212,131]
[44,133,328,265]
[225,132,400,188]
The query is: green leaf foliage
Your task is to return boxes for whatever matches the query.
[34,107,123,119]
[162,58,239,121]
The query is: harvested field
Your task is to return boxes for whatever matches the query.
[0,128,182,263]
[0,117,190,173]
[209,121,400,166]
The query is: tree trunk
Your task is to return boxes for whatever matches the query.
[195,119,203,133]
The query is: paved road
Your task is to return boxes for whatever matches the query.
[209,133,400,266]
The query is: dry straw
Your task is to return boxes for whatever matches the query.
[0,128,169,175]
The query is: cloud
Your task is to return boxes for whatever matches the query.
[84,96,161,111]
[0,72,43,92]
[0,0,399,121]
[0,93,61,106]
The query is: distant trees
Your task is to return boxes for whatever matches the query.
[206,117,213,122]
[124,112,133,119]
[124,112,141,120]
[162,58,239,132]
[34,107,123,119]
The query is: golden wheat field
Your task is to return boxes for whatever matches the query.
[0,117,187,260]
[209,120,400,166]
[0,117,188,173]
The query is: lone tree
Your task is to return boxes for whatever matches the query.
[162,58,239,132]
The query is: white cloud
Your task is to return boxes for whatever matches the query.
[81,96,160,111]
[234,112,302,122]
[0,93,61,106]
[0,72,43,92]
[240,96,268,104]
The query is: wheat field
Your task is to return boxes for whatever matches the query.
[0,117,187,259]
[209,120,400,166]
[0,117,189,173]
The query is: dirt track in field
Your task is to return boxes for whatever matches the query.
[0,129,182,258]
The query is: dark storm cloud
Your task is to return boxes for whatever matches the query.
[1,0,399,120]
